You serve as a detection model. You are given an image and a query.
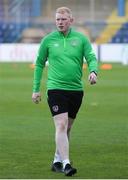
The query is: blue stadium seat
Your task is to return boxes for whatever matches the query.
[122,37,128,43]
[122,22,128,29]
[0,22,29,43]
[111,22,128,43]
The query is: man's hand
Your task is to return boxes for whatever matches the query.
[88,72,97,85]
[32,92,41,104]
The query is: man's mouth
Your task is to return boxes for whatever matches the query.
[58,26,64,29]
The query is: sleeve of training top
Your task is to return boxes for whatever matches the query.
[83,37,98,74]
[33,37,48,92]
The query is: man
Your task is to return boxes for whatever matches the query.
[32,7,98,176]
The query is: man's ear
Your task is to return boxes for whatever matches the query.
[70,17,74,23]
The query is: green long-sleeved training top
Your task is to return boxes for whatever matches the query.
[33,28,98,92]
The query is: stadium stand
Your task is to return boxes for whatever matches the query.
[0,0,33,43]
[37,0,117,42]
[111,22,128,43]
[96,0,128,43]
[21,27,46,43]
[0,0,128,43]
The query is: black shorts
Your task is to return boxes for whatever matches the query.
[47,89,84,119]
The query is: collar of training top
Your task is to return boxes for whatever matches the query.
[58,28,72,37]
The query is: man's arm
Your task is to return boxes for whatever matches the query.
[83,37,98,85]
[32,37,48,103]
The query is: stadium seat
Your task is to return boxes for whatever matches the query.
[111,22,128,43]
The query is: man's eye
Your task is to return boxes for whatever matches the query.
[56,18,67,21]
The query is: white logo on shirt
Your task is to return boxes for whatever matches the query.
[52,105,59,112]
[54,43,59,47]
[71,40,78,47]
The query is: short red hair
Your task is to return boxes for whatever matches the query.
[56,7,72,18]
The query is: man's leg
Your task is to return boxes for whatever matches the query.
[67,117,75,139]
[53,113,77,176]
[54,117,75,162]
[53,112,69,163]
[54,117,75,156]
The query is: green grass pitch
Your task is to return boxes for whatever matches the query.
[0,63,128,179]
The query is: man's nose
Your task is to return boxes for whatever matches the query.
[58,19,63,24]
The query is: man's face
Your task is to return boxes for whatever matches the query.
[55,12,73,34]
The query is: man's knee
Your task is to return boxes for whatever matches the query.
[58,121,68,132]
[54,113,68,132]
